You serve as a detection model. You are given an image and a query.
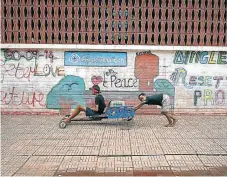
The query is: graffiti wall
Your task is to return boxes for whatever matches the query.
[170,51,227,114]
[1,49,226,115]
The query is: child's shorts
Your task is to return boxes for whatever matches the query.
[85,107,100,116]
[161,94,171,113]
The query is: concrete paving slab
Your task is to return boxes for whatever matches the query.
[1,114,227,176]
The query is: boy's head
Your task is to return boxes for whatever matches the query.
[138,93,146,101]
[91,85,100,95]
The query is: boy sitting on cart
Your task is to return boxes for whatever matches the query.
[63,85,106,123]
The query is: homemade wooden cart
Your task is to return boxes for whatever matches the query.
[59,101,135,129]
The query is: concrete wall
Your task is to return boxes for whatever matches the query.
[1,47,227,115]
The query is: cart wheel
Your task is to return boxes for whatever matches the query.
[59,121,67,129]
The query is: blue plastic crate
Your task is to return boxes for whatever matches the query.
[106,106,135,119]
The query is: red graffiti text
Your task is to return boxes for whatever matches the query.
[1,87,46,107]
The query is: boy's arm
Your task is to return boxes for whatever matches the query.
[91,104,99,112]
[134,101,146,111]
[90,96,99,112]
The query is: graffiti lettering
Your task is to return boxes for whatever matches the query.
[4,49,56,62]
[1,59,63,82]
[204,89,214,105]
[171,67,226,107]
[103,69,138,88]
[4,49,38,61]
[194,89,226,106]
[136,50,157,56]
[174,51,227,64]
[1,59,35,81]
[213,76,224,88]
[171,68,226,89]
[189,76,213,87]
[0,87,45,107]
[44,50,55,62]
[215,90,225,105]
[34,64,63,77]
[170,68,188,86]
[194,90,202,106]
[110,75,137,88]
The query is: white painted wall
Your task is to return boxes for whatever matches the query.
[1,45,227,115]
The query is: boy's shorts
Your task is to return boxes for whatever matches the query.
[85,107,100,116]
[161,94,171,113]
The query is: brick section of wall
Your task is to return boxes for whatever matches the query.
[1,0,227,46]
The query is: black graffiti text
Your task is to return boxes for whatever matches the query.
[103,69,138,88]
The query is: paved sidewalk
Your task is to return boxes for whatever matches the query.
[1,114,227,176]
